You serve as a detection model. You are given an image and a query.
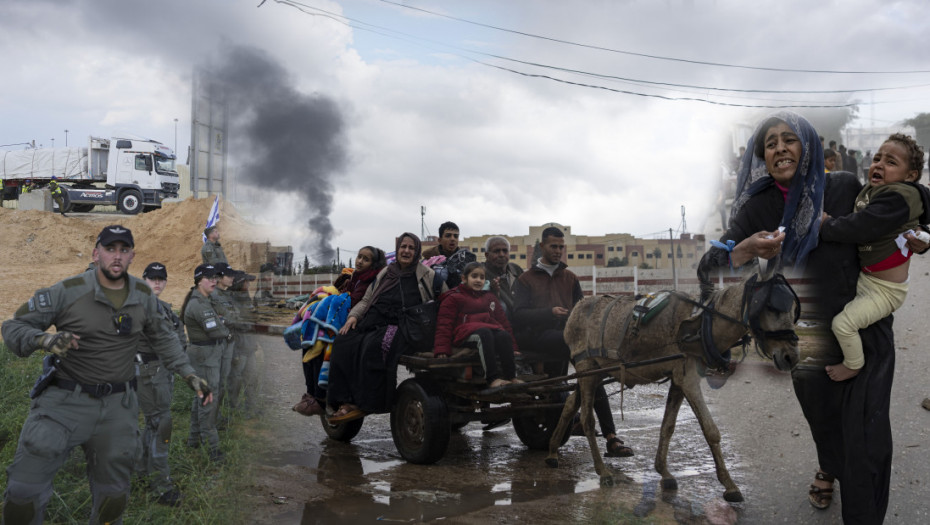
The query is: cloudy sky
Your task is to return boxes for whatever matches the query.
[2,0,930,264]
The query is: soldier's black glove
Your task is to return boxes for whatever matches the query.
[35,332,75,358]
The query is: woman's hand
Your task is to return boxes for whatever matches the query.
[339,316,357,335]
[731,230,785,267]
[904,231,930,254]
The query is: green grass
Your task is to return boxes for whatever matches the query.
[0,342,257,524]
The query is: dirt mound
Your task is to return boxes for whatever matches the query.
[0,198,273,318]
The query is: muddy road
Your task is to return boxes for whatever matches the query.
[241,256,930,524]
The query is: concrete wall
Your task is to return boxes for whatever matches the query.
[18,189,52,211]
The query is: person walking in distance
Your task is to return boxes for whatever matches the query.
[1,225,211,525]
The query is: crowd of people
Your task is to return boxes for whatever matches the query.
[3,113,927,523]
[1,223,260,522]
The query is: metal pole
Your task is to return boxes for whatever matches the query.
[173,118,178,153]
[670,228,678,290]
[64,130,68,147]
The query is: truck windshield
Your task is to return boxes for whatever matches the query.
[154,155,177,175]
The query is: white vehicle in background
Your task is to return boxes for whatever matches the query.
[0,136,180,214]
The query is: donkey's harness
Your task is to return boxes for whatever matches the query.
[575,274,800,372]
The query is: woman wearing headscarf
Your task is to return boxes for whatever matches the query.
[327,233,445,422]
[699,111,928,523]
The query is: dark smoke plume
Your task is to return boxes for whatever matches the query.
[204,45,346,264]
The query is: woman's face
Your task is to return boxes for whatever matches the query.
[763,121,803,186]
[356,249,374,272]
[197,275,217,295]
[397,237,417,267]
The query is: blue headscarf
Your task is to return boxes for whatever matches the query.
[730,111,825,270]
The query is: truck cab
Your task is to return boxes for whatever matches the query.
[103,138,180,213]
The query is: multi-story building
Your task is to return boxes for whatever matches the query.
[425,222,706,271]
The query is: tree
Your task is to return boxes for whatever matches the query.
[903,113,930,151]
[639,262,652,270]
[606,256,628,267]
[302,255,311,275]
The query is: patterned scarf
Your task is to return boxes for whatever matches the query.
[730,111,825,270]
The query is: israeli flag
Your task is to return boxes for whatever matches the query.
[202,195,219,243]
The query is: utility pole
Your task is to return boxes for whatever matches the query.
[421,206,427,240]
[64,129,68,147]
[174,118,178,153]
[670,228,678,290]
[680,205,688,233]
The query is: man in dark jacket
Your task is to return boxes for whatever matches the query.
[481,236,523,319]
[512,226,633,458]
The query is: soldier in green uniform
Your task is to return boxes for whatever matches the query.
[200,226,227,265]
[211,263,244,417]
[1,225,212,525]
[136,262,187,506]
[227,270,259,416]
[181,264,230,461]
[47,176,67,217]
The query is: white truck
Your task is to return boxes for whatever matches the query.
[0,136,180,214]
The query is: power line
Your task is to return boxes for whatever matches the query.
[273,1,871,108]
[378,0,930,76]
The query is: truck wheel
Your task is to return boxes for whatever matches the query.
[391,377,450,464]
[319,414,364,442]
[512,394,571,451]
[118,190,143,215]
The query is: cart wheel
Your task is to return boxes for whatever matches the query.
[512,395,571,451]
[319,414,364,442]
[391,377,450,464]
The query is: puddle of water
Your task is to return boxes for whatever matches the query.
[360,457,403,475]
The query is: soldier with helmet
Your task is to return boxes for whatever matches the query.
[1,225,212,525]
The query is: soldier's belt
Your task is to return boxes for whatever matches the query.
[190,338,225,346]
[51,377,137,398]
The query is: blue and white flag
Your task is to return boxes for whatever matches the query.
[202,196,219,243]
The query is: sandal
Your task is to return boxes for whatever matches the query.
[604,436,634,458]
[329,404,366,423]
[294,395,324,416]
[808,471,834,510]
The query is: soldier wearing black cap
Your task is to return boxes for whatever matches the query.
[210,262,238,419]
[136,262,187,506]
[201,226,227,265]
[180,263,231,461]
[1,225,212,524]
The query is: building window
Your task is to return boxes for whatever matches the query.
[472,248,478,253]
[608,246,614,251]
[480,247,485,252]
[616,247,622,251]
[596,254,603,259]
[586,254,592,259]
[667,253,672,258]
[646,253,653,259]
[631,251,638,257]
[520,254,526,259]
[510,254,516,259]
[568,254,574,259]
[687,253,694,258]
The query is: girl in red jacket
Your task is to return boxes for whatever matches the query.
[434,262,521,387]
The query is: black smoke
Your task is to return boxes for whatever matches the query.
[204,46,346,264]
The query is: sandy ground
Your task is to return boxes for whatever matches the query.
[0,198,270,316]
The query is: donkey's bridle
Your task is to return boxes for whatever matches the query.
[674,273,801,370]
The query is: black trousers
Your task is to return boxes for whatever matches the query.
[792,317,894,525]
[528,329,617,437]
[471,328,516,381]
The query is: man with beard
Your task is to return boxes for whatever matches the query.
[1,225,212,524]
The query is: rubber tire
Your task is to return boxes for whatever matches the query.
[391,378,450,464]
[319,414,364,442]
[512,394,571,451]
[117,190,143,215]
[71,204,95,213]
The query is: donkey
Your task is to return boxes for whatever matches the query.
[545,264,800,502]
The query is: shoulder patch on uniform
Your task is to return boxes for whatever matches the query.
[34,290,53,312]
[63,276,86,288]
[135,281,153,295]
